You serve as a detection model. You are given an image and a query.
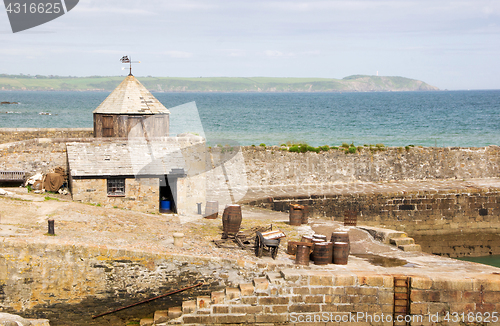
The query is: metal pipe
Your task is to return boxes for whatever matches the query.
[92,282,204,319]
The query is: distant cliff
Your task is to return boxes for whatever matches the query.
[0,74,439,92]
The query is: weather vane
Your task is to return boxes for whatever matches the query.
[120,55,141,76]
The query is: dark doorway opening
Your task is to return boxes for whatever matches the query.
[159,175,177,213]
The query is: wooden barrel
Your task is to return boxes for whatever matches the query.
[289,206,302,226]
[300,236,315,256]
[222,205,242,236]
[331,231,350,253]
[301,205,309,224]
[313,242,332,265]
[333,242,349,265]
[287,241,301,255]
[310,239,324,261]
[301,235,314,243]
[204,201,218,219]
[327,241,333,263]
[295,244,310,266]
[313,234,327,241]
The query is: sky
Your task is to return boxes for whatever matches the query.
[0,0,499,90]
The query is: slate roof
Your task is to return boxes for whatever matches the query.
[67,136,205,178]
[93,75,170,115]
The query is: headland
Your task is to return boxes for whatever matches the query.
[0,75,439,92]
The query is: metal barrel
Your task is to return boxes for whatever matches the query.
[301,205,309,224]
[331,231,350,253]
[289,205,302,226]
[313,242,332,265]
[295,244,310,266]
[222,205,242,235]
[204,201,219,219]
[333,242,349,265]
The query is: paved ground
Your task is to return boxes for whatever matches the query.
[1,185,499,277]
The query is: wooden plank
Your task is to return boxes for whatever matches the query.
[102,115,114,137]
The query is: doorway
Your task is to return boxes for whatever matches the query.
[159,175,177,213]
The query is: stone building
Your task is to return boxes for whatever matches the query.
[67,74,206,214]
[93,75,170,138]
[67,136,206,214]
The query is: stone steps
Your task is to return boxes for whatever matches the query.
[139,272,282,325]
[389,236,421,251]
[390,237,415,246]
[398,243,422,252]
[389,236,421,252]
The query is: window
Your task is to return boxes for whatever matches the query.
[107,178,125,196]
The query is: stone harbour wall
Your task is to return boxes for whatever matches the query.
[241,145,500,186]
[1,129,499,186]
[253,187,500,257]
[0,139,69,176]
[153,271,500,325]
[0,128,93,144]
[0,239,275,325]
[412,231,500,258]
[3,239,499,326]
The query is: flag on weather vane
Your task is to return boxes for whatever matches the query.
[120,56,140,76]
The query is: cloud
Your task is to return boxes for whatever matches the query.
[264,50,295,57]
[162,51,193,58]
[220,49,246,57]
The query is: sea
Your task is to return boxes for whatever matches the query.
[1,89,500,268]
[0,90,499,148]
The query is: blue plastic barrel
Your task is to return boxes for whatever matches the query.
[160,200,171,210]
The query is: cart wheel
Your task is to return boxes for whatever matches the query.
[271,246,278,260]
[255,235,263,258]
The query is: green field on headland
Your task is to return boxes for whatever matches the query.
[0,74,439,92]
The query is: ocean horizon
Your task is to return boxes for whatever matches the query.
[1,89,499,147]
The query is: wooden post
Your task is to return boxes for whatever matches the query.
[48,219,55,235]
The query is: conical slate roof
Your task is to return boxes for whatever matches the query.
[93,75,170,115]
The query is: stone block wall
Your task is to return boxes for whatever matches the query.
[252,188,500,257]
[0,240,271,325]
[240,146,500,186]
[1,129,500,188]
[139,270,500,325]
[0,128,93,144]
[71,178,160,213]
[177,174,206,215]
[0,140,68,176]
[205,147,249,208]
[260,188,500,234]
[3,240,499,326]
[412,231,500,257]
